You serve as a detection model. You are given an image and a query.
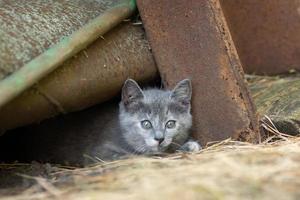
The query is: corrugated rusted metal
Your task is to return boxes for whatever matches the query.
[220,0,300,75]
[137,0,260,144]
[0,22,158,133]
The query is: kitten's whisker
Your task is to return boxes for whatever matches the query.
[140,144,148,153]
[95,156,107,164]
[140,145,147,153]
[133,147,141,155]
[171,142,182,147]
[133,144,146,155]
[134,145,143,154]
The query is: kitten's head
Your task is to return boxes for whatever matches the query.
[119,79,192,154]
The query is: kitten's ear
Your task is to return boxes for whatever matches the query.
[170,79,192,106]
[122,79,144,106]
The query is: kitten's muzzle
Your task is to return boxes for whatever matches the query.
[154,136,164,145]
[154,130,165,145]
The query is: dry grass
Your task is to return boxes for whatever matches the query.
[1,133,300,200]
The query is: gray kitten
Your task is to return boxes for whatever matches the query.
[90,79,201,163]
[0,79,201,166]
[114,78,201,155]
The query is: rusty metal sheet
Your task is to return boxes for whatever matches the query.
[137,0,260,144]
[0,23,158,133]
[220,0,300,75]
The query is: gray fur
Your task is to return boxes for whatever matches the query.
[117,79,194,155]
[91,79,199,162]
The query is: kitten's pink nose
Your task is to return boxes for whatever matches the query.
[154,137,164,145]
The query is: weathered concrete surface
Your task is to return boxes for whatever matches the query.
[220,0,300,75]
[0,0,136,108]
[0,23,158,133]
[137,0,260,144]
[0,0,119,80]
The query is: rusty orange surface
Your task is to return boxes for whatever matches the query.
[137,0,260,144]
[221,0,300,75]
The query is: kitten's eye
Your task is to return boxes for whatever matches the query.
[166,120,176,129]
[141,120,152,129]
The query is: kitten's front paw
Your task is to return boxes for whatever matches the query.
[180,140,202,152]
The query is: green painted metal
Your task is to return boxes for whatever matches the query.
[0,0,136,109]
